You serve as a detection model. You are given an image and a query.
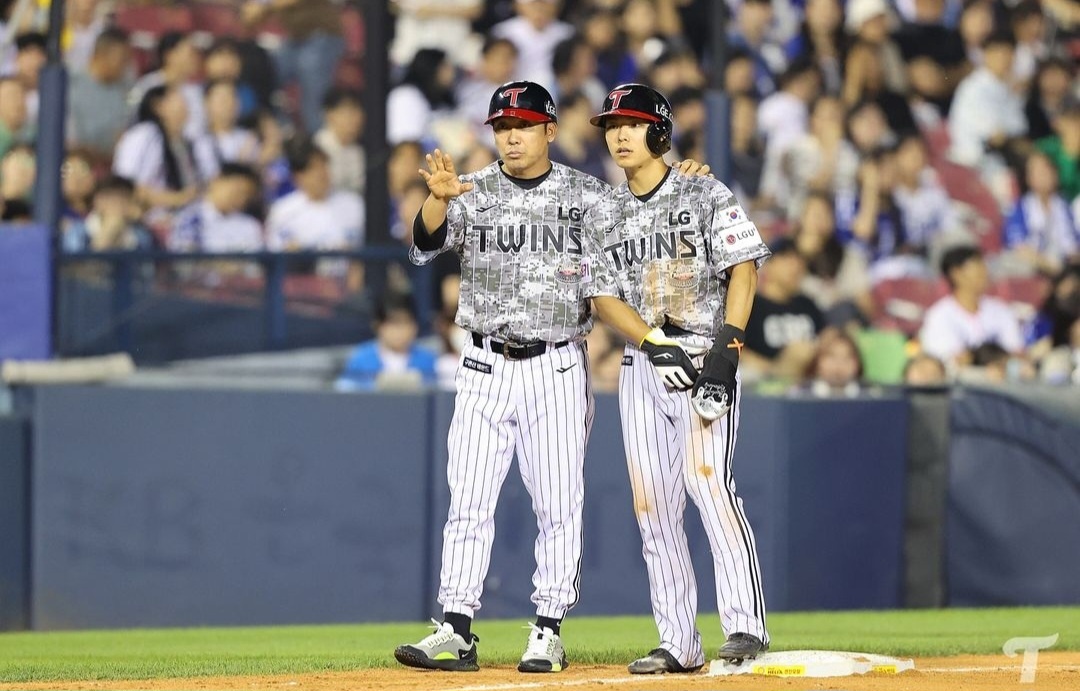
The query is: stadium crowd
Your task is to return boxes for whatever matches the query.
[0,0,1078,391]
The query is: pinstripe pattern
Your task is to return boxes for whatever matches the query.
[439,341,592,619]
[618,346,768,669]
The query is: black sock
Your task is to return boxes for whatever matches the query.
[536,616,561,635]
[443,612,472,640]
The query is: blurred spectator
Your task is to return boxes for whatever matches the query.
[958,0,994,68]
[1002,150,1079,276]
[203,38,259,123]
[844,0,907,94]
[129,32,206,141]
[169,163,263,253]
[840,149,917,279]
[728,0,785,97]
[1025,58,1075,142]
[392,177,431,242]
[844,99,896,157]
[241,0,344,133]
[390,0,484,69]
[549,89,609,183]
[892,133,955,253]
[335,293,437,392]
[63,0,107,74]
[961,341,1036,383]
[387,48,457,146]
[551,35,606,108]
[668,86,705,138]
[645,43,705,94]
[491,0,574,89]
[786,0,845,95]
[193,79,260,180]
[763,93,858,217]
[61,149,96,224]
[0,142,33,205]
[266,137,365,283]
[0,76,30,159]
[11,32,45,122]
[1028,263,1080,383]
[62,175,154,252]
[1009,0,1048,87]
[67,27,132,163]
[579,7,636,89]
[254,110,293,204]
[314,87,366,195]
[742,237,826,380]
[456,36,518,135]
[728,95,767,205]
[456,144,497,175]
[387,140,424,223]
[919,245,1025,364]
[894,0,966,86]
[793,192,873,326]
[113,85,201,217]
[947,30,1028,170]
[721,49,757,98]
[842,40,918,136]
[800,328,865,397]
[903,352,949,386]
[906,56,953,129]
[1034,98,1080,201]
[758,59,822,196]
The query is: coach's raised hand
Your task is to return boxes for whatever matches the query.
[640,328,700,391]
[419,149,474,201]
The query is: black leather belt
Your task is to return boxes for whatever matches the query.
[471,333,569,360]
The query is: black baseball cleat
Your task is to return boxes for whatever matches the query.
[394,620,480,671]
[716,632,767,662]
[627,648,704,674]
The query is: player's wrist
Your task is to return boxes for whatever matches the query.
[639,327,665,349]
[713,324,746,367]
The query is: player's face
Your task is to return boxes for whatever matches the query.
[491,117,556,178]
[603,115,654,169]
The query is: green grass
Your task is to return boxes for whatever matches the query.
[0,607,1077,683]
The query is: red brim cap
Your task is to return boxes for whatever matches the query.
[589,108,662,127]
[485,108,554,125]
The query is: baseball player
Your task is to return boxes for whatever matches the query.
[584,84,771,673]
[392,80,609,674]
[394,81,711,674]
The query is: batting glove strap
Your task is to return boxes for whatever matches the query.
[640,328,700,391]
[710,324,746,368]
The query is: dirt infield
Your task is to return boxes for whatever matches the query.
[3,652,1079,691]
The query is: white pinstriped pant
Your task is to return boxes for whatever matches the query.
[619,345,768,669]
[438,339,593,620]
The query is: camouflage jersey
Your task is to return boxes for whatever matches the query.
[586,170,771,337]
[410,161,610,343]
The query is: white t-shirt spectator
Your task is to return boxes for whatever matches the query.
[919,294,1025,362]
[491,16,574,90]
[169,200,264,252]
[386,84,431,145]
[266,189,365,251]
[390,0,483,68]
[947,67,1027,167]
[112,122,199,192]
[314,128,366,194]
[893,168,955,249]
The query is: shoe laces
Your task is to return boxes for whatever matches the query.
[523,623,558,657]
[420,618,458,646]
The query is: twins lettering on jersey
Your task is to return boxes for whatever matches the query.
[474,207,584,255]
[602,228,699,270]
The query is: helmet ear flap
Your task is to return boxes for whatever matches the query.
[646,119,672,156]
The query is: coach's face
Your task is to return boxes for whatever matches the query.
[603,115,653,169]
[491,117,556,179]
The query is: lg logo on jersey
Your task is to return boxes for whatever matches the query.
[669,210,691,226]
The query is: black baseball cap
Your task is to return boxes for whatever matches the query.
[590,83,673,127]
[485,81,558,124]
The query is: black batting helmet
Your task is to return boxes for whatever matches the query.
[590,83,673,156]
[485,80,558,125]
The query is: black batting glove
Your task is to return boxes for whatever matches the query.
[640,328,700,391]
[691,324,744,421]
